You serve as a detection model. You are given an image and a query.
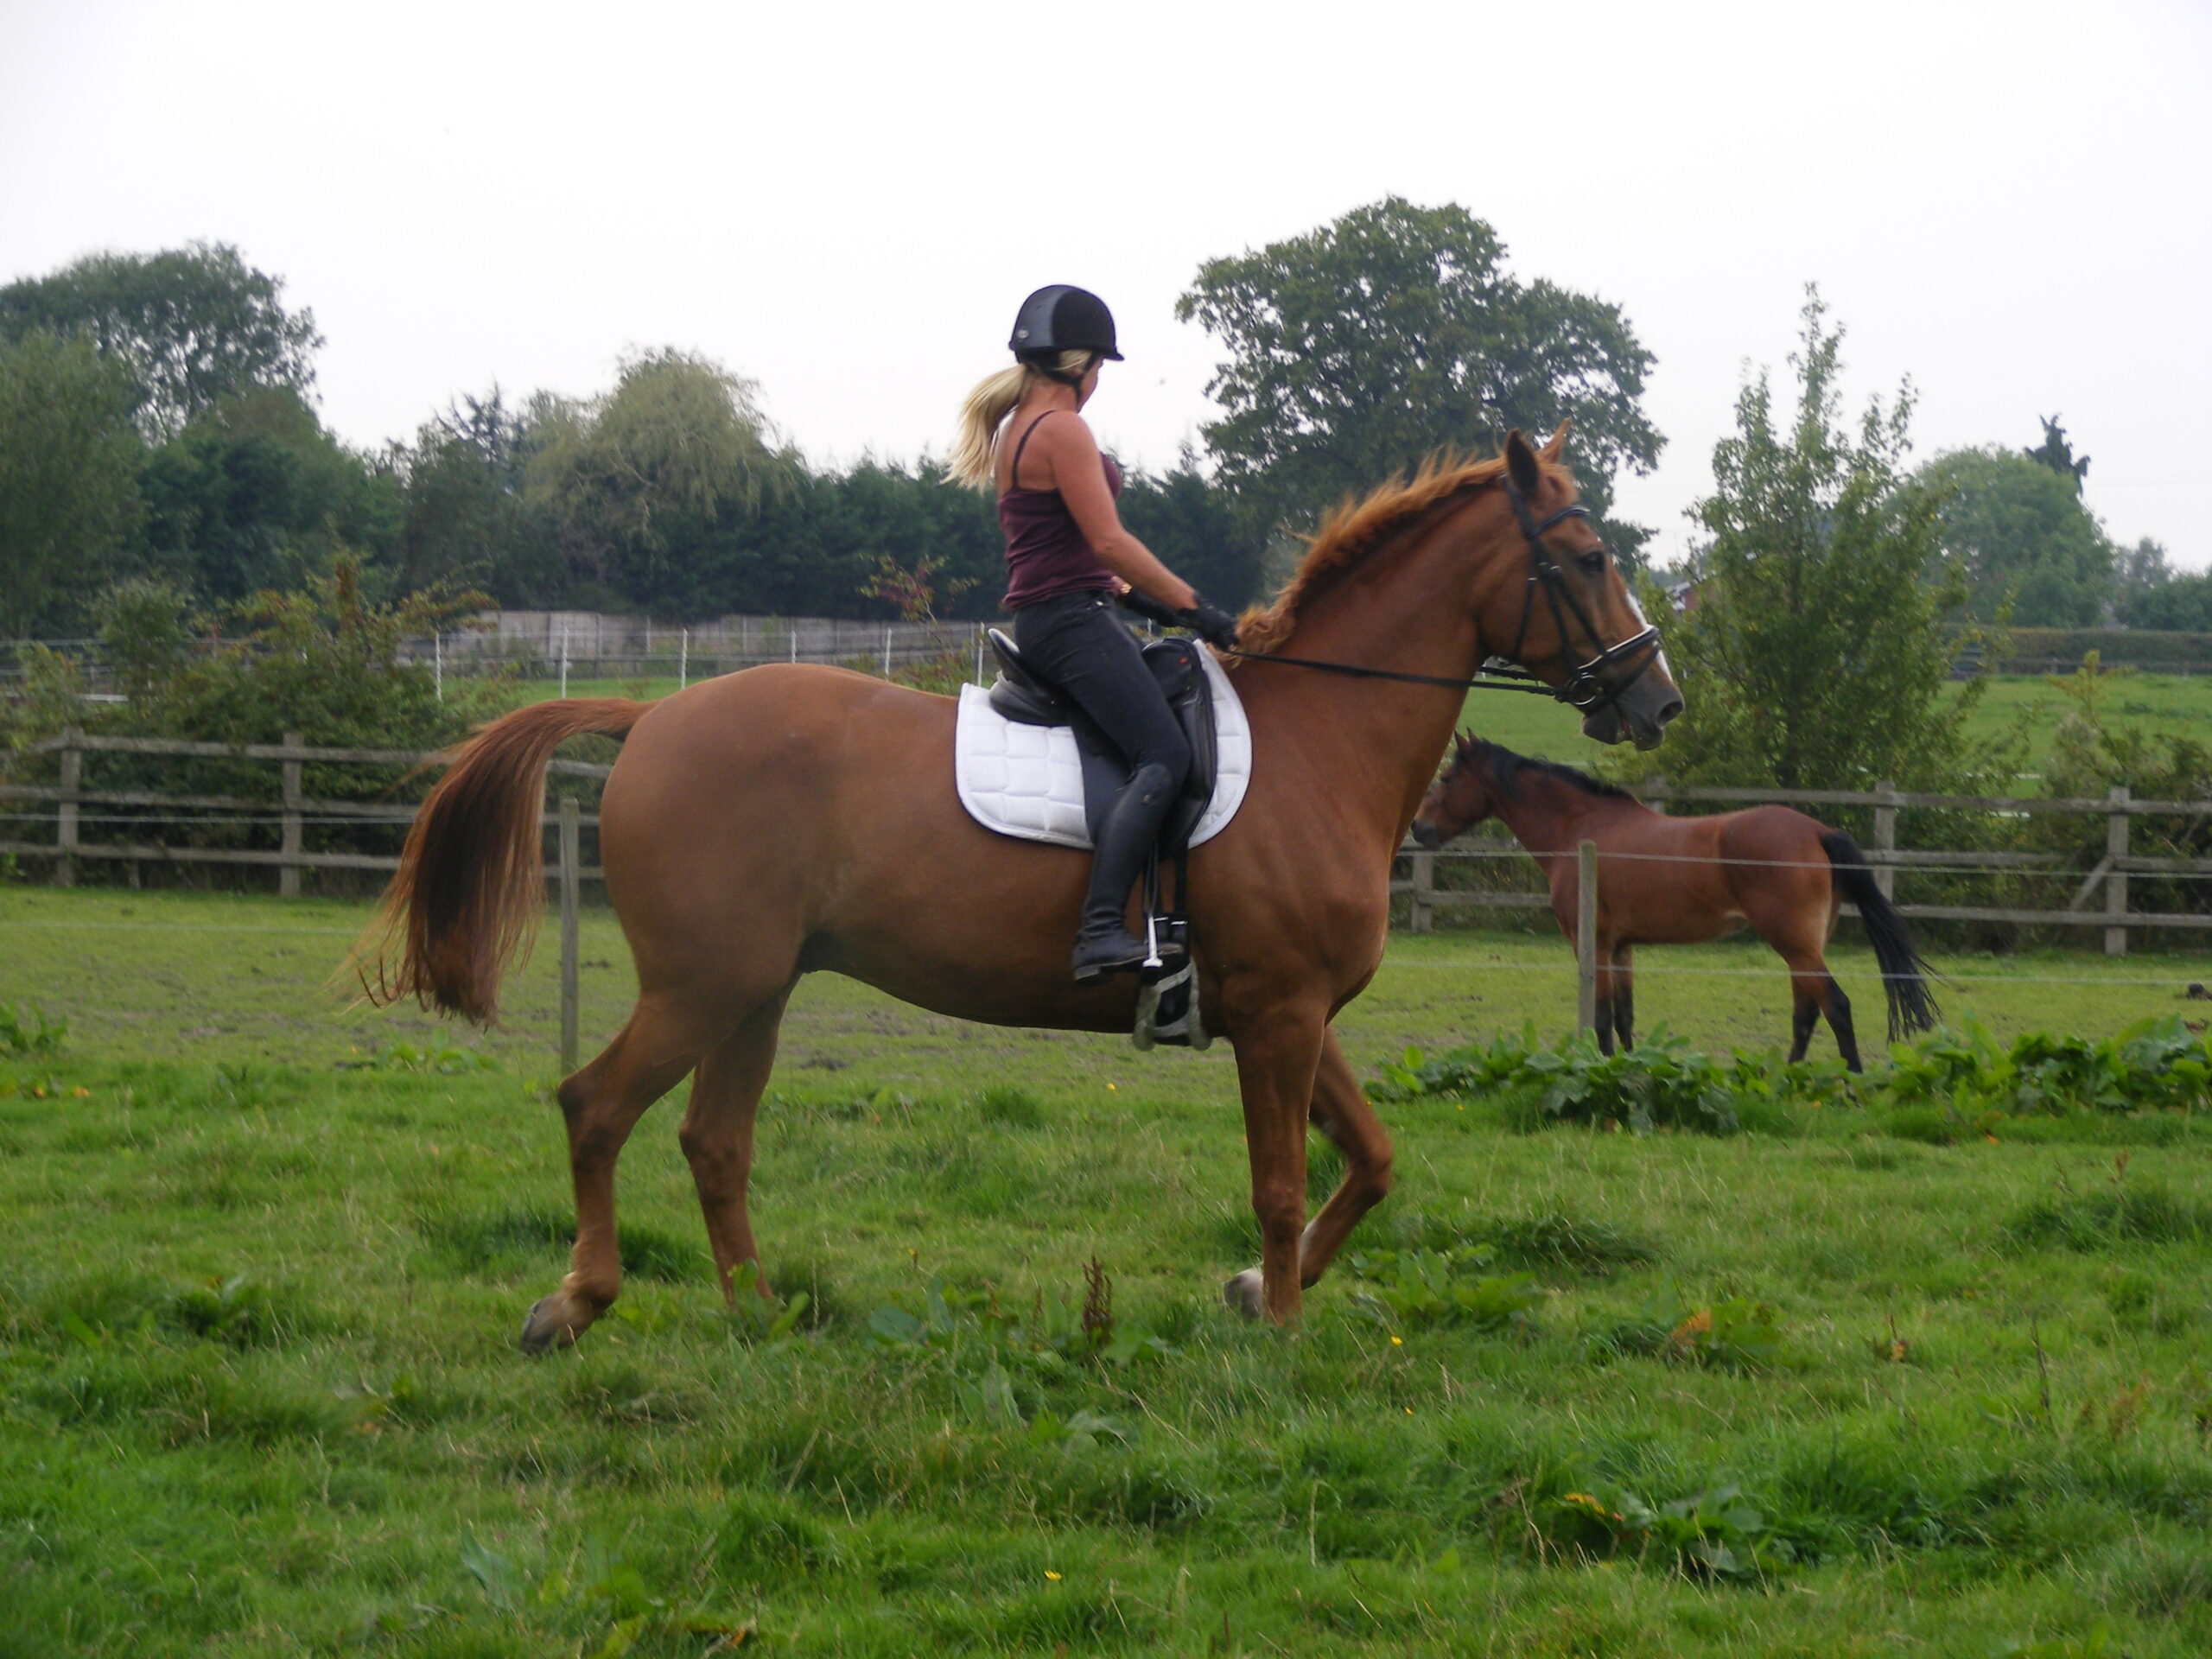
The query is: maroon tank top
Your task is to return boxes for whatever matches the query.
[998,410,1122,609]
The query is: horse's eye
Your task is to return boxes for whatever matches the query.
[1577,550,1607,576]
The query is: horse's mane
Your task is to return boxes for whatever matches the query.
[1236,453,1516,656]
[1458,734,1637,804]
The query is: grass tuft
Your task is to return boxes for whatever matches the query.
[976,1083,1046,1128]
[2005,1184,2212,1250]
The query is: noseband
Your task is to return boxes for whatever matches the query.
[1216,475,1665,718]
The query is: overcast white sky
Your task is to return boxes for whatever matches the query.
[4,0,2208,569]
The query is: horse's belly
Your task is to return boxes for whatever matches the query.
[1606,878,1745,947]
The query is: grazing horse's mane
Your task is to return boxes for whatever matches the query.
[1455,733,1638,805]
[1236,453,1525,657]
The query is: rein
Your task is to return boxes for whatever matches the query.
[1220,477,1663,712]
[1215,645,1562,697]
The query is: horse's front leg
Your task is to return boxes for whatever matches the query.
[1294,1027,1394,1288]
[1222,1002,1326,1324]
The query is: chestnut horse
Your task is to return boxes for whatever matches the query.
[1410,735,1937,1070]
[360,430,1681,1347]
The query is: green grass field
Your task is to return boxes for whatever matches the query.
[514,668,2212,787]
[6,889,2212,1656]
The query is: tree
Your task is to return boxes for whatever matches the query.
[0,330,144,635]
[2116,535,2171,594]
[137,387,400,603]
[1175,198,1662,559]
[2122,571,2212,633]
[0,243,322,440]
[1916,446,2114,627]
[389,391,563,603]
[2024,415,2088,493]
[1649,290,1985,791]
[2107,536,2212,632]
[524,350,792,601]
[1118,451,1271,609]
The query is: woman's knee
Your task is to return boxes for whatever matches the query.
[1135,724,1192,787]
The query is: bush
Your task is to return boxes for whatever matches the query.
[2029,660,2212,918]
[1375,1017,2209,1141]
[1,559,513,888]
[1881,1015,2211,1120]
[1372,1026,1852,1135]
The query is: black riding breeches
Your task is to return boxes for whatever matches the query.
[1013,591,1193,934]
[1010,592,1192,788]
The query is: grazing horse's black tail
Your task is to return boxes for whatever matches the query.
[1821,830,1940,1041]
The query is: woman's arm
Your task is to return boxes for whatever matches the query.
[1034,415,1199,613]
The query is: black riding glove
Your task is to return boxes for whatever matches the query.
[1178,595,1242,652]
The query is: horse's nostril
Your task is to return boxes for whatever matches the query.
[1657,696,1684,727]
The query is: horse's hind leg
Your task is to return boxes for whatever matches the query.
[519,998,713,1353]
[1611,946,1636,1050]
[1788,979,1821,1064]
[1777,947,1862,1070]
[1773,933,1864,1072]
[678,993,790,1306]
[1821,976,1862,1072]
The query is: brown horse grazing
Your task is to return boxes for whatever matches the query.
[359,429,1681,1347]
[1409,735,1937,1070]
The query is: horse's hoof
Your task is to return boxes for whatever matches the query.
[1223,1269,1265,1320]
[518,1294,584,1355]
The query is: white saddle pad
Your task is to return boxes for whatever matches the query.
[954,646,1252,850]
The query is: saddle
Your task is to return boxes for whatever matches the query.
[982,627,1222,1050]
[983,630,1221,853]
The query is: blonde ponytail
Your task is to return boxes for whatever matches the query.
[948,352,1103,490]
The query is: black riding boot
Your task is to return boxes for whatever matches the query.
[1072,761,1177,982]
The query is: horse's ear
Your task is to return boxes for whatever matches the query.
[1453,730,1474,758]
[1504,429,1541,495]
[1539,420,1571,462]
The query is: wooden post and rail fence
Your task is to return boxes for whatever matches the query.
[5,733,2211,1063]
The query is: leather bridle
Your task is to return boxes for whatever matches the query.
[1491,476,1663,713]
[1217,474,1665,718]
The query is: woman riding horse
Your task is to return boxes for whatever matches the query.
[362,423,1682,1344]
[950,285,1241,980]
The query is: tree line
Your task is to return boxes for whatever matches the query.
[3,212,2188,645]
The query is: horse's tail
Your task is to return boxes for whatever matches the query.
[352,698,652,1024]
[1820,829,1940,1042]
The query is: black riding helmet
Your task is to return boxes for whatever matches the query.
[1009,285,1123,366]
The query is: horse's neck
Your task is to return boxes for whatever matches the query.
[1253,530,1495,839]
[1490,779,1611,857]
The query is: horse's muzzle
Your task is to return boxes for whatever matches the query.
[1581,678,1683,751]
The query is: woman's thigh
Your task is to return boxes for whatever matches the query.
[1014,597,1191,778]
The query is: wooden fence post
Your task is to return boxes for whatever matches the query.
[559,795,581,1072]
[1408,852,1435,933]
[2107,785,2130,957]
[1576,840,1599,1035]
[279,731,303,898]
[1872,779,1899,899]
[54,726,81,888]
